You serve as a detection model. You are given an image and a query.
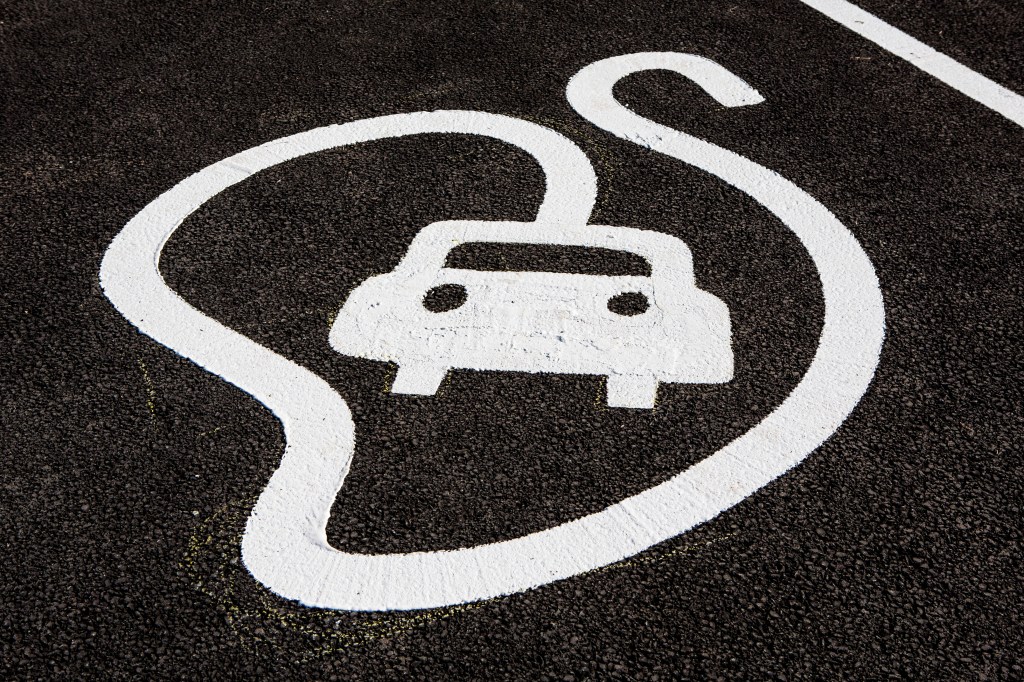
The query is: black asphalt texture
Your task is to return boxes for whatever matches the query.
[3,0,1022,679]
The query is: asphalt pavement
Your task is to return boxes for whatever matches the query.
[2,0,1022,678]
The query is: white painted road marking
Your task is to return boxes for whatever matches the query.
[329,220,733,409]
[799,0,1024,128]
[101,53,884,611]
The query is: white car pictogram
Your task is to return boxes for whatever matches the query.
[327,220,729,405]
[329,220,732,408]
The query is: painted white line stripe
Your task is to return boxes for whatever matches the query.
[799,0,1024,128]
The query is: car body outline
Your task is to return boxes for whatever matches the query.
[329,220,732,408]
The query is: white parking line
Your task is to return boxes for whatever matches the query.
[799,0,1024,128]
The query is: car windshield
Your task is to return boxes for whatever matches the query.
[443,242,651,276]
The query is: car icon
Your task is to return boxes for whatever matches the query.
[329,220,732,408]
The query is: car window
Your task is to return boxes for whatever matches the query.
[443,243,651,277]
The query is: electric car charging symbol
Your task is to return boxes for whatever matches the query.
[101,51,885,612]
[329,220,733,408]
